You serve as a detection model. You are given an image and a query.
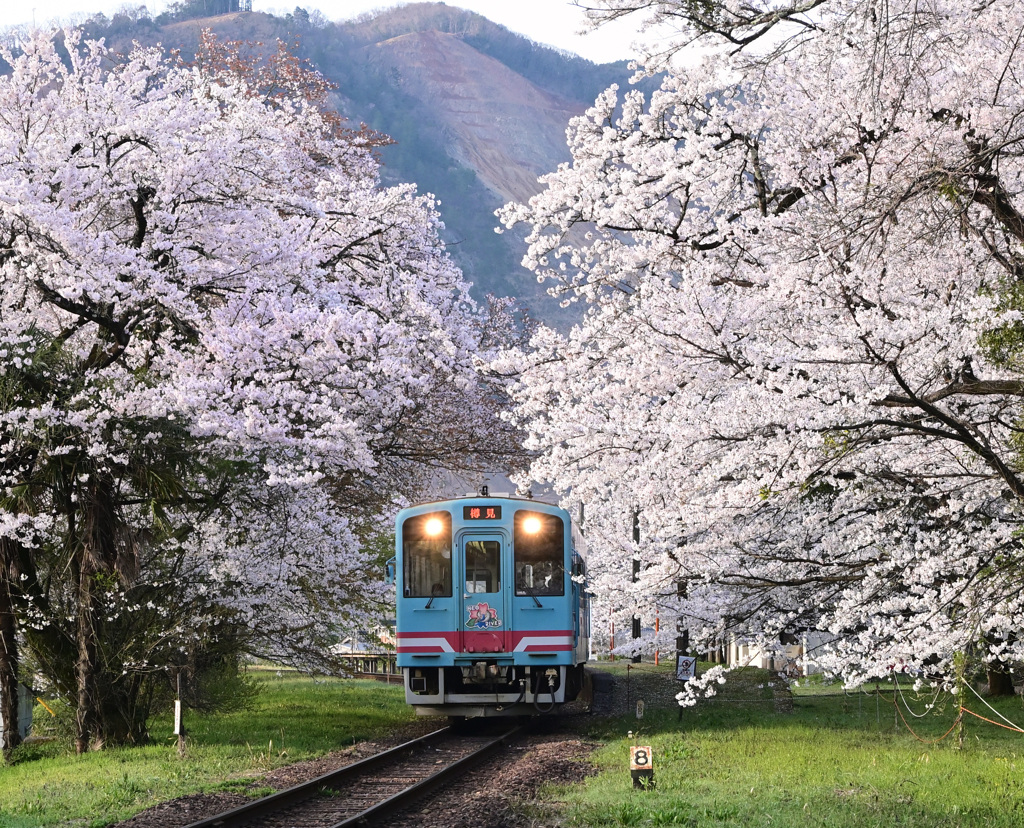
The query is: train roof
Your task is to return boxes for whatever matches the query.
[396,493,571,518]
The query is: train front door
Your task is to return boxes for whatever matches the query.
[459,534,509,654]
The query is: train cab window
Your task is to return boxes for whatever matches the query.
[514,511,565,597]
[465,540,501,593]
[402,512,452,598]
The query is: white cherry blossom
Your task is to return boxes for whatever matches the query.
[500,0,1024,692]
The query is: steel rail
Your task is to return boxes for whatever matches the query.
[181,726,451,828]
[181,724,519,828]
[330,725,519,827]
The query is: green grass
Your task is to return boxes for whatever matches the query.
[545,662,1024,827]
[0,669,415,827]
[9,662,1024,828]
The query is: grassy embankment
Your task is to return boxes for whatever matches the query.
[0,668,417,828]
[530,661,1024,827]
[6,662,1024,827]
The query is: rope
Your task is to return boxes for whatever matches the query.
[893,698,963,744]
[963,680,1024,733]
[960,706,1024,734]
[892,672,944,719]
[885,671,1024,740]
[876,676,959,744]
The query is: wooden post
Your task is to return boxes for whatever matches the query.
[955,652,966,749]
[655,613,660,666]
[174,671,185,757]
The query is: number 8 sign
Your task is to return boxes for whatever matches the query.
[630,745,653,770]
[630,744,655,789]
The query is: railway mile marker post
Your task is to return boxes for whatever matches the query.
[628,732,655,789]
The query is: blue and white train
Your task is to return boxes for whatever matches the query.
[391,492,590,717]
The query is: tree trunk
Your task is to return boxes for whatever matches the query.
[74,553,102,753]
[98,672,149,746]
[74,473,131,751]
[0,539,20,761]
[987,664,1016,697]
[675,578,689,658]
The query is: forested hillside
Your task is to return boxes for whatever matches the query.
[67,2,638,325]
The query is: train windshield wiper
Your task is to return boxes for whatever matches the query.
[520,583,543,608]
[425,582,445,609]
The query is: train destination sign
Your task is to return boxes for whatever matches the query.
[463,505,502,520]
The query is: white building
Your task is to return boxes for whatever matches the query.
[710,632,833,676]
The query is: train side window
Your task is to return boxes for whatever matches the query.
[402,512,452,598]
[514,511,565,597]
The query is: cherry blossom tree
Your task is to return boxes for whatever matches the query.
[501,0,1024,696]
[0,29,500,753]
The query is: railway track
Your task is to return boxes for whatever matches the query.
[182,724,520,828]
[351,670,403,685]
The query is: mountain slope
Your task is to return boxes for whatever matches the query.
[365,27,580,205]
[78,3,638,325]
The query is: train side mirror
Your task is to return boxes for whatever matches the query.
[385,557,396,585]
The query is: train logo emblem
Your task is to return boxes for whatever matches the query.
[466,602,501,629]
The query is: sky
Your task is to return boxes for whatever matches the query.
[0,1,655,64]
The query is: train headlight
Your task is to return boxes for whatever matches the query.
[522,516,542,534]
[425,517,444,537]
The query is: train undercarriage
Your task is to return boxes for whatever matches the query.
[404,661,588,717]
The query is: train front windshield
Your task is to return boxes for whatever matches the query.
[514,511,565,596]
[403,511,452,598]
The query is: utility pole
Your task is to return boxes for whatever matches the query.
[676,578,689,658]
[632,509,641,664]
